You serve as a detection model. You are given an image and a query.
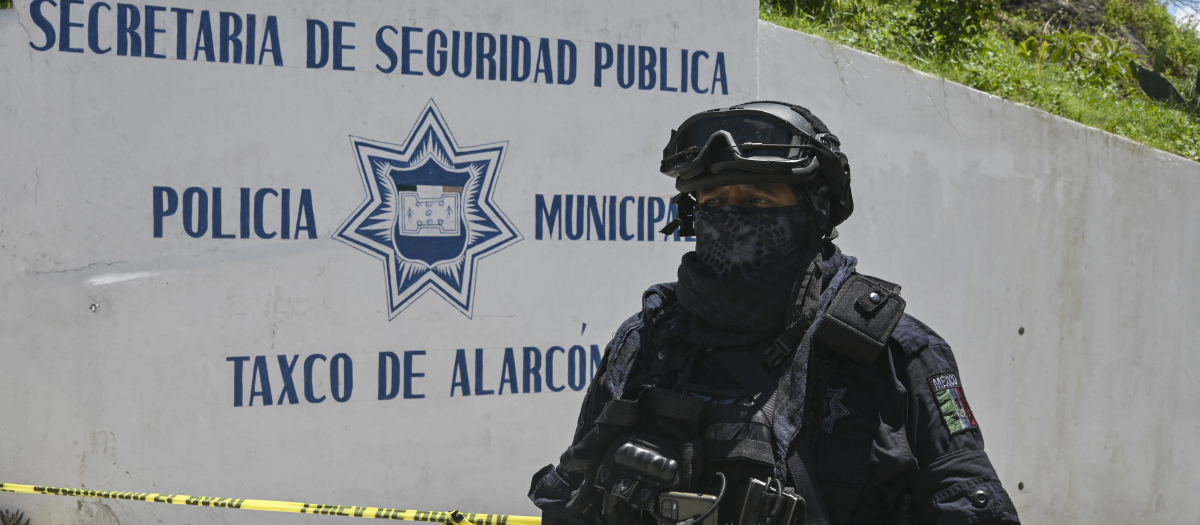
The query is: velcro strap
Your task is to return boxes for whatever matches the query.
[646,388,703,422]
[708,348,777,414]
[765,253,825,368]
[762,338,794,369]
[597,399,640,427]
[787,446,831,524]
[701,403,757,423]
[705,439,776,465]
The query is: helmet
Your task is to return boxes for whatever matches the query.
[659,101,854,231]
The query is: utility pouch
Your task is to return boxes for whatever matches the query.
[658,492,718,525]
[738,478,803,525]
[814,274,905,366]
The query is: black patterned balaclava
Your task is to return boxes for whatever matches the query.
[691,204,810,277]
[672,199,822,347]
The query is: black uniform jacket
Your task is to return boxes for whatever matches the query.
[530,283,1020,525]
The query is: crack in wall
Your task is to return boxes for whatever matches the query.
[24,259,133,278]
[15,7,35,75]
[900,75,923,116]
[937,78,960,134]
[812,38,861,107]
[912,74,958,134]
[32,161,40,206]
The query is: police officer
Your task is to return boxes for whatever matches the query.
[528,102,1020,525]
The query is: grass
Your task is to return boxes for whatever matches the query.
[761,0,1200,162]
[0,2,11,10]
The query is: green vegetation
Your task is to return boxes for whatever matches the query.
[0,1,12,10]
[761,0,1200,162]
[1133,46,1200,113]
[0,509,29,525]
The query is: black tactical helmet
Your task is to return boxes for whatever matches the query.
[659,101,854,233]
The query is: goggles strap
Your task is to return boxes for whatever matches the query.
[658,193,698,237]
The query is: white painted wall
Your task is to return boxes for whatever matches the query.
[2,0,1198,523]
[0,1,754,523]
[757,21,1200,525]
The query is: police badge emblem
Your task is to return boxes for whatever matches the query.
[336,100,522,319]
[822,387,850,434]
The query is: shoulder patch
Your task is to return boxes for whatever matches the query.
[927,372,978,434]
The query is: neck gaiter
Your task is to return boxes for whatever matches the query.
[673,205,816,347]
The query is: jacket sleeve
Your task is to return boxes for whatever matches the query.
[528,311,644,525]
[891,315,1021,525]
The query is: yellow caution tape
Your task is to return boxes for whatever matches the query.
[0,483,540,525]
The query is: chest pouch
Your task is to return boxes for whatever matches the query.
[814,274,905,366]
[578,388,725,524]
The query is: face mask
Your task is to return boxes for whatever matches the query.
[692,204,813,277]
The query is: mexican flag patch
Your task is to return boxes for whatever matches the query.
[928,372,978,434]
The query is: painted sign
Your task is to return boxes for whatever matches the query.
[336,101,522,318]
[0,0,756,522]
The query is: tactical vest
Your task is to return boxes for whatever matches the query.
[560,269,907,525]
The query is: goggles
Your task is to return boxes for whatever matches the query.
[659,104,847,194]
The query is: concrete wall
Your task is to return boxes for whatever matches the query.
[0,1,754,523]
[1,0,1199,522]
[757,21,1200,524]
